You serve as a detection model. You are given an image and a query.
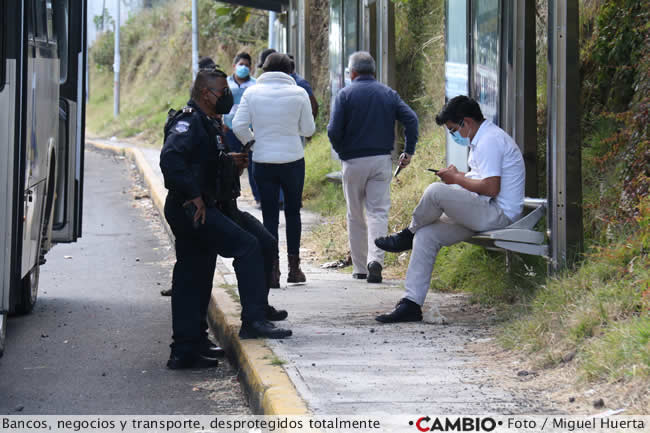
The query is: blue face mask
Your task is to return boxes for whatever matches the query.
[451,130,470,146]
[235,65,250,78]
[449,120,470,146]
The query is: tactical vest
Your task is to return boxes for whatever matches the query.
[163,106,240,204]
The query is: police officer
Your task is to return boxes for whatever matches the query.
[160,69,292,370]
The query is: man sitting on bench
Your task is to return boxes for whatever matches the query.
[374,95,525,323]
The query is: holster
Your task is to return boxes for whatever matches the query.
[214,151,239,203]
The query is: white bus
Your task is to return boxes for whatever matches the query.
[1,0,87,356]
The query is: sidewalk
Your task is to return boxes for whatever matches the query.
[87,137,542,415]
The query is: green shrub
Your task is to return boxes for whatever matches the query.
[91,31,114,71]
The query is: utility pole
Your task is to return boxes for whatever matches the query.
[192,0,198,79]
[113,0,120,117]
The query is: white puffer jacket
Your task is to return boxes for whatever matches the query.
[232,72,315,164]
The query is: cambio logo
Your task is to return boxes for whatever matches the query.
[409,417,499,432]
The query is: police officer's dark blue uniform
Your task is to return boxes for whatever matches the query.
[160,69,292,369]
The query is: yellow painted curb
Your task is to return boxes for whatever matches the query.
[208,290,310,415]
[87,138,310,415]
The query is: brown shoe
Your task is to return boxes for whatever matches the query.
[287,254,306,283]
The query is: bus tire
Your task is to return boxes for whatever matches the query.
[15,265,39,315]
[0,312,6,357]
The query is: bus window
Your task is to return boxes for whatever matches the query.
[1,0,5,91]
[45,0,54,43]
[34,0,47,41]
[53,0,68,83]
[27,0,34,40]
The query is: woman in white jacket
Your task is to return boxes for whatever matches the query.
[233,53,316,286]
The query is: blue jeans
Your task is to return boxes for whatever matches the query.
[254,158,305,255]
[225,129,260,202]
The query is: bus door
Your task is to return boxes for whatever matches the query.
[1,0,25,351]
[22,0,61,281]
[51,0,85,243]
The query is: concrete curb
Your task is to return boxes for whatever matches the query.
[86,139,310,415]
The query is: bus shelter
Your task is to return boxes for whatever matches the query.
[325,0,582,271]
[216,0,583,271]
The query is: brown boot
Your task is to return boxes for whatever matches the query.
[287,254,306,283]
[270,256,281,288]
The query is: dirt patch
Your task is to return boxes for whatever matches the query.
[468,339,650,415]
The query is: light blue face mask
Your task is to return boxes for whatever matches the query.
[235,65,250,78]
[450,121,470,146]
[451,130,470,146]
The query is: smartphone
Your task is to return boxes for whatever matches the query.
[183,202,200,229]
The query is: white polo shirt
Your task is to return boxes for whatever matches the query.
[466,120,525,221]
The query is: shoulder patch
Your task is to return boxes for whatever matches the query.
[173,120,190,134]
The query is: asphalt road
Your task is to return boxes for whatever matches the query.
[0,149,250,415]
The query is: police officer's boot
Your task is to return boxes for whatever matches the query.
[287,254,306,283]
[270,256,281,288]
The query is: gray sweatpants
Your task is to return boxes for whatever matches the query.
[341,155,392,275]
[405,182,512,305]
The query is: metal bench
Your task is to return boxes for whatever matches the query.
[468,198,548,258]
[325,170,549,258]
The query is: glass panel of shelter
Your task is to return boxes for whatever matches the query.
[445,0,470,171]
[472,0,500,124]
[329,0,343,110]
[444,0,501,172]
[343,0,358,87]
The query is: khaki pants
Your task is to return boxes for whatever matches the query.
[342,155,392,275]
[405,183,512,305]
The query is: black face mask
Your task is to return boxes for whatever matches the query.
[214,87,234,114]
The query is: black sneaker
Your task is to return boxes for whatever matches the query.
[375,228,414,253]
[367,261,382,283]
[167,354,219,369]
[200,339,226,358]
[266,305,288,321]
[375,298,423,323]
[352,273,367,279]
[239,320,292,339]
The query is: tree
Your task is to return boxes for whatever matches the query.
[93,6,114,34]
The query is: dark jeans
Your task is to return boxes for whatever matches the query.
[171,261,211,341]
[164,196,277,356]
[254,158,305,256]
[225,129,260,202]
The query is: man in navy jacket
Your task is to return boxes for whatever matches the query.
[327,51,419,283]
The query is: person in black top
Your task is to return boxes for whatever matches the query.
[160,69,292,370]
